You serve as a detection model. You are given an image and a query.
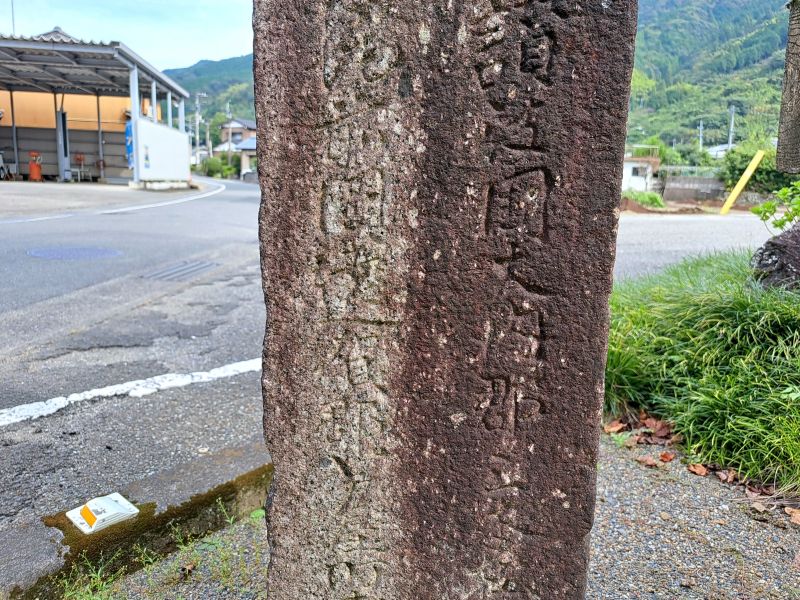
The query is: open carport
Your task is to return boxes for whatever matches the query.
[0,27,190,187]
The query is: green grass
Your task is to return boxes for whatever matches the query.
[61,553,126,600]
[622,190,666,209]
[606,251,800,493]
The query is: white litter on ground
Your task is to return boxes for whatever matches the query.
[0,358,261,427]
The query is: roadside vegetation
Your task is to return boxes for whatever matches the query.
[721,142,797,196]
[606,251,800,494]
[622,190,665,209]
[58,503,267,599]
[196,156,241,179]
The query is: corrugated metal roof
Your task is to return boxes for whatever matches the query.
[0,27,110,46]
[0,27,188,98]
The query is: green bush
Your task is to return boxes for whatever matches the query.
[606,251,800,492]
[622,190,666,209]
[202,157,224,178]
[203,154,241,179]
[720,144,796,195]
[752,179,800,231]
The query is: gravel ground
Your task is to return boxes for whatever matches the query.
[111,512,270,600]
[588,437,800,599]
[102,436,800,599]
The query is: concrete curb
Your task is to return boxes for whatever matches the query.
[1,440,272,600]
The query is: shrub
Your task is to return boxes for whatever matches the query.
[720,145,796,195]
[606,251,800,493]
[202,157,224,178]
[622,190,666,209]
[752,179,800,231]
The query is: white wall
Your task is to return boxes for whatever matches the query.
[622,162,653,192]
[135,119,190,182]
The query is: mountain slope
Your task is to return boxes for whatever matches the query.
[630,0,788,148]
[164,55,255,121]
[164,1,790,151]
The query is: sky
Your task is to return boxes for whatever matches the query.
[3,0,254,70]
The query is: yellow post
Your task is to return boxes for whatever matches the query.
[720,150,766,215]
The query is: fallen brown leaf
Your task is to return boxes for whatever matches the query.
[785,507,800,526]
[667,433,684,446]
[659,451,677,463]
[636,455,659,468]
[752,502,768,513]
[687,463,708,477]
[181,563,196,578]
[643,417,659,430]
[625,434,641,449]
[604,420,626,434]
[654,424,672,439]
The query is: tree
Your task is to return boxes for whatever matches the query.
[630,68,656,107]
[752,0,800,290]
[208,112,229,147]
[721,143,794,195]
[640,135,684,165]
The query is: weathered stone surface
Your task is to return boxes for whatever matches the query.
[255,1,637,598]
[753,222,800,289]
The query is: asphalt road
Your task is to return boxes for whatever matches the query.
[615,212,773,279]
[0,187,777,594]
[0,190,773,415]
[0,179,264,410]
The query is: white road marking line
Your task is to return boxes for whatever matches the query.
[0,358,261,428]
[100,183,226,214]
[0,182,227,226]
[0,213,76,225]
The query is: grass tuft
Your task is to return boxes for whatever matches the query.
[622,190,666,209]
[606,250,800,493]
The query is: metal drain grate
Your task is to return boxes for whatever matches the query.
[142,260,219,282]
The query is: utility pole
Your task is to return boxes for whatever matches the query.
[226,101,233,166]
[194,92,207,166]
[698,119,704,150]
[10,0,15,36]
[728,105,736,151]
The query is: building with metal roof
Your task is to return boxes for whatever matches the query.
[0,27,191,186]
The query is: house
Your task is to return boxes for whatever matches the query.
[236,137,257,174]
[219,117,256,146]
[212,140,240,154]
[0,27,190,187]
[621,146,661,192]
[778,2,800,172]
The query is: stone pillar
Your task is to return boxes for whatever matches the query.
[255,1,637,598]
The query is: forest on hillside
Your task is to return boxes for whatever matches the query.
[629,0,787,155]
[165,0,791,158]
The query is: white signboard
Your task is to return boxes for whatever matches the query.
[135,119,191,182]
